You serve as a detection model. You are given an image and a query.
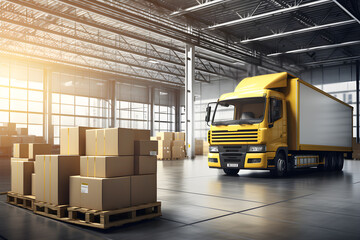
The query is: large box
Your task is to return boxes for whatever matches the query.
[134,141,158,156]
[16,128,28,135]
[21,136,36,144]
[131,174,157,206]
[13,143,29,158]
[70,176,131,211]
[171,140,184,147]
[134,156,157,175]
[156,132,173,141]
[80,156,134,178]
[172,146,185,159]
[32,173,35,196]
[86,128,134,156]
[195,139,203,155]
[0,136,12,147]
[34,136,46,144]
[11,159,34,195]
[174,132,185,141]
[34,155,80,205]
[29,143,52,160]
[157,140,171,159]
[60,127,94,155]
[134,129,151,141]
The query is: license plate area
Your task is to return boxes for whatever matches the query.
[227,163,239,168]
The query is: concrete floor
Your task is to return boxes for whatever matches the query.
[0,156,360,240]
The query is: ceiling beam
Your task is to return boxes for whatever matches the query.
[207,0,332,30]
[268,40,360,56]
[241,19,356,43]
[303,55,360,66]
[332,0,360,25]
[170,0,233,17]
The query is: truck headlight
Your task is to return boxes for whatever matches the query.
[248,145,266,153]
[209,146,219,153]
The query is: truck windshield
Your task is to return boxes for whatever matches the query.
[212,97,266,126]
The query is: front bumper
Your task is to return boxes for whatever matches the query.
[208,152,274,169]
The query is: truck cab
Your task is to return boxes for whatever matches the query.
[205,72,352,176]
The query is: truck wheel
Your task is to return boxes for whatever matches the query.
[223,169,239,176]
[335,153,344,171]
[317,155,325,170]
[324,154,333,171]
[270,153,287,177]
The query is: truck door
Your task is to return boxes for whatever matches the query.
[268,98,286,151]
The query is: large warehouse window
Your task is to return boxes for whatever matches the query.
[154,89,175,133]
[0,59,44,137]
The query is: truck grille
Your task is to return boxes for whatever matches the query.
[210,129,258,144]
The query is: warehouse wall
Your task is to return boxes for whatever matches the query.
[300,64,357,137]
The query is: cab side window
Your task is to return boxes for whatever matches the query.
[269,98,282,123]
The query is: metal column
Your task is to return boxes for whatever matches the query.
[110,81,116,128]
[356,60,359,143]
[46,68,53,145]
[150,87,155,136]
[185,43,195,159]
[175,89,181,132]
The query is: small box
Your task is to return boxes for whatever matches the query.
[134,129,151,141]
[35,155,80,205]
[80,156,134,178]
[195,139,204,155]
[29,143,52,160]
[16,128,28,135]
[134,141,158,156]
[13,143,29,158]
[87,128,134,156]
[156,132,173,141]
[60,127,94,155]
[134,156,157,175]
[32,173,35,196]
[174,132,185,141]
[157,140,171,159]
[70,176,131,210]
[131,174,157,206]
[11,159,34,195]
[150,136,160,141]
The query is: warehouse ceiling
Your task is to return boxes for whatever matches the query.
[0,0,358,87]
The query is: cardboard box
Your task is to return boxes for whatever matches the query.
[80,156,134,178]
[34,155,80,205]
[29,144,52,160]
[60,127,94,155]
[0,136,12,147]
[134,141,158,156]
[70,176,131,210]
[131,174,157,206]
[21,135,36,144]
[195,139,204,155]
[34,136,46,144]
[17,128,28,135]
[172,140,184,147]
[3,122,16,131]
[172,146,185,159]
[13,143,29,158]
[157,140,171,159]
[135,156,157,175]
[156,132,173,141]
[174,132,185,141]
[11,159,34,195]
[32,173,35,196]
[134,129,151,141]
[87,128,134,156]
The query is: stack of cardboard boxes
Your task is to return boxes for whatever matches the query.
[33,127,92,205]
[195,139,210,156]
[69,128,158,210]
[11,143,52,196]
[152,132,186,160]
[1,123,46,156]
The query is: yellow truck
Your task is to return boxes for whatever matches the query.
[205,72,353,176]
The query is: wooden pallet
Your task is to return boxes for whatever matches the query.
[66,201,162,229]
[33,201,69,219]
[6,192,35,211]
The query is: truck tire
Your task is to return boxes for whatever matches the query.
[317,155,325,170]
[270,153,287,177]
[335,153,344,171]
[223,169,239,176]
[324,153,333,171]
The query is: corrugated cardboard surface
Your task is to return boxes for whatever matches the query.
[35,155,80,205]
[195,139,204,155]
[134,156,157,175]
[174,132,185,141]
[13,143,29,158]
[86,128,134,156]
[134,129,151,141]
[134,141,158,156]
[70,176,131,211]
[172,146,185,159]
[131,174,157,206]
[17,128,28,135]
[171,140,185,147]
[156,132,173,141]
[60,127,94,155]
[80,156,134,178]
[11,160,34,195]
[29,143,52,160]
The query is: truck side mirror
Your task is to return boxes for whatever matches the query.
[205,106,211,123]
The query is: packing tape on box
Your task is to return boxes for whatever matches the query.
[67,128,70,155]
